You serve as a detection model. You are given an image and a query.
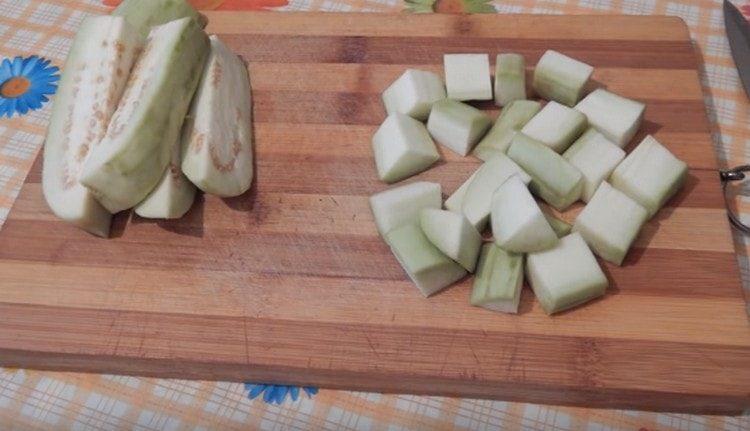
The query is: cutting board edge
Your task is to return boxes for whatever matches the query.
[0,346,747,415]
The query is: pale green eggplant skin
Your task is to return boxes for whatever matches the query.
[507,133,583,211]
[42,16,144,237]
[532,50,593,107]
[80,18,209,213]
[470,243,524,313]
[369,181,441,237]
[573,182,648,266]
[385,224,467,297]
[113,0,206,38]
[419,208,483,272]
[181,35,254,197]
[526,233,608,315]
[494,53,526,107]
[134,135,196,219]
[609,135,688,218]
[542,210,572,237]
[472,100,541,161]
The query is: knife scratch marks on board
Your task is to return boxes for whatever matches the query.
[364,332,380,359]
[110,310,123,356]
[506,341,520,377]
[243,317,251,365]
[468,342,480,366]
[439,332,458,376]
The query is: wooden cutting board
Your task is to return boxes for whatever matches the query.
[1,12,749,414]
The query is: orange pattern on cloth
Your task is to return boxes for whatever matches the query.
[0,0,749,430]
[102,0,290,10]
[0,76,31,98]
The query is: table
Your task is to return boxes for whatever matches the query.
[0,0,748,429]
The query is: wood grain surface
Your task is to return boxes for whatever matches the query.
[1,13,749,414]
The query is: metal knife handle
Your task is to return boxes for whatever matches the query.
[720,165,750,234]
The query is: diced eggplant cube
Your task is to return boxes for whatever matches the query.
[427,99,491,156]
[494,53,526,107]
[386,224,467,297]
[470,243,524,314]
[420,208,482,272]
[575,89,645,148]
[610,135,688,218]
[507,133,583,211]
[382,69,446,121]
[573,182,648,265]
[491,175,558,253]
[526,233,608,315]
[521,101,587,153]
[444,53,493,101]
[369,181,441,236]
[372,113,440,183]
[532,50,593,107]
[563,128,625,202]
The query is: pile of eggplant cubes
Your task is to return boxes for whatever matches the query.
[369,51,687,315]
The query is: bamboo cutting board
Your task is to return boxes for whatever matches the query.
[1,13,749,414]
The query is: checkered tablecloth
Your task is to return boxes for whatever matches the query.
[1,0,749,429]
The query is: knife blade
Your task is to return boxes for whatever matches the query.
[725,0,750,98]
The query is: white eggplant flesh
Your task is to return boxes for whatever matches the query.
[427,99,491,156]
[382,69,446,121]
[444,53,492,101]
[507,133,583,211]
[181,35,253,198]
[526,232,608,315]
[573,182,648,265]
[80,18,209,213]
[575,89,645,147]
[494,53,526,107]
[386,224,467,297]
[532,50,593,107]
[472,100,541,161]
[420,208,482,272]
[113,0,206,38]
[42,16,144,237]
[470,243,524,314]
[490,175,558,253]
[563,128,625,202]
[609,135,688,218]
[521,100,587,153]
[372,113,439,183]
[134,136,196,219]
[444,171,477,213]
[369,181,441,236]
[461,154,531,231]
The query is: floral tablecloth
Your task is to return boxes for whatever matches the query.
[1,0,749,429]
